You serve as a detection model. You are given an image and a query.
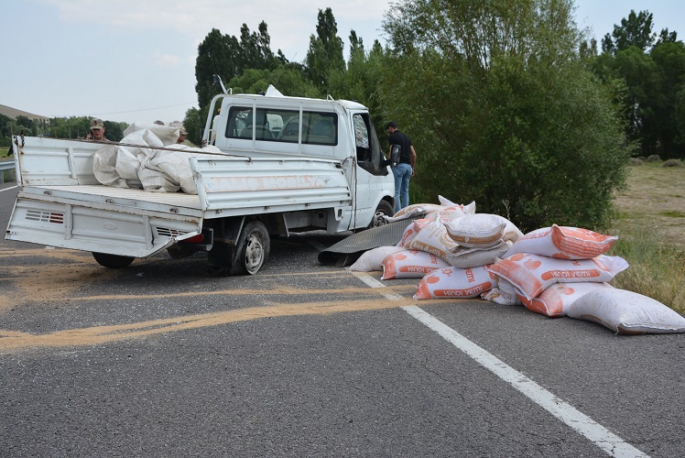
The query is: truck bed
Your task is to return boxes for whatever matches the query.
[6,136,353,258]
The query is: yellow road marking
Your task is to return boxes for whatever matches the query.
[0,297,446,352]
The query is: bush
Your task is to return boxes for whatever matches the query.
[380,0,630,232]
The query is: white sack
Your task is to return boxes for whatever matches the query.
[444,213,507,248]
[520,282,613,317]
[400,217,511,268]
[488,253,629,301]
[397,218,432,247]
[437,196,477,214]
[448,240,512,269]
[124,122,180,145]
[402,218,461,259]
[504,225,618,260]
[414,266,495,300]
[381,249,449,280]
[568,288,685,334]
[93,125,222,194]
[481,277,522,306]
[347,246,404,272]
[384,203,445,223]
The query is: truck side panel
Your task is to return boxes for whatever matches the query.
[192,156,352,218]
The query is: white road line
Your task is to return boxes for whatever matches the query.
[353,271,648,458]
[0,185,18,193]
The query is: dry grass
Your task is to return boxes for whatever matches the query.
[610,162,685,313]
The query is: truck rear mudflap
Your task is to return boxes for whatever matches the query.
[5,191,203,258]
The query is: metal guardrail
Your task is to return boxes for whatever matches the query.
[0,161,15,172]
[0,160,16,184]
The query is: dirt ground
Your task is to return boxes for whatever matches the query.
[612,161,685,248]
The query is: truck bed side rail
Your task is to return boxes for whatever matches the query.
[193,156,352,218]
[15,137,101,186]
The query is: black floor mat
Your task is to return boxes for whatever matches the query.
[318,218,415,267]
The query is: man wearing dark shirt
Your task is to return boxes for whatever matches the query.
[385,121,417,213]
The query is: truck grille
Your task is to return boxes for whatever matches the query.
[26,210,64,224]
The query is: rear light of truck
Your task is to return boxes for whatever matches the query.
[184,234,205,244]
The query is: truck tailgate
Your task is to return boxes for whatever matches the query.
[6,185,203,257]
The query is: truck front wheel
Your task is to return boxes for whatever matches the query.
[92,252,135,268]
[231,220,270,275]
[369,200,394,228]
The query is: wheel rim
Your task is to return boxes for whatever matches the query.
[244,233,265,274]
[373,210,389,227]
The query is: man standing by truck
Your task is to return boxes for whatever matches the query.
[385,121,417,213]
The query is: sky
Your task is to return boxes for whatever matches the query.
[1,0,684,125]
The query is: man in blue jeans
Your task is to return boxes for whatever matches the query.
[385,121,417,214]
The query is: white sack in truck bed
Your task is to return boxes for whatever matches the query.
[93,124,221,194]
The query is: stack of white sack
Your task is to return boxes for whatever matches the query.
[401,213,520,269]
[348,197,524,301]
[484,225,685,334]
[92,122,223,194]
[486,225,623,308]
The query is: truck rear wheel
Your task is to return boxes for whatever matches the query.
[167,244,195,259]
[369,200,394,228]
[92,252,135,268]
[230,220,270,275]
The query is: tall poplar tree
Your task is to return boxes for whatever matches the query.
[304,8,346,92]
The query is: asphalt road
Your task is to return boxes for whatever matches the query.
[1,183,684,458]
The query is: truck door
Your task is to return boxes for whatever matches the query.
[350,112,393,227]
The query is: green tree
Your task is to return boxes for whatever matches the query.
[49,116,91,139]
[195,28,241,109]
[381,0,629,231]
[304,8,346,92]
[592,11,685,158]
[182,107,203,146]
[228,65,320,97]
[328,35,387,142]
[650,40,685,157]
[15,116,35,133]
[601,10,656,54]
[102,121,126,142]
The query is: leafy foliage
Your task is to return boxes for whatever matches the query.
[305,8,346,93]
[0,114,36,146]
[601,10,657,54]
[328,37,387,143]
[182,107,203,146]
[591,11,685,158]
[227,66,320,98]
[380,0,629,231]
[194,23,283,109]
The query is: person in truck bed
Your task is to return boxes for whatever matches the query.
[86,118,110,142]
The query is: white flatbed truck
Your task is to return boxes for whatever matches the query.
[5,87,395,274]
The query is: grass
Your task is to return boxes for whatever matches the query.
[609,161,685,314]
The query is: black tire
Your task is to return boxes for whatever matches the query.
[369,200,394,228]
[92,252,135,268]
[230,220,270,275]
[167,244,196,260]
